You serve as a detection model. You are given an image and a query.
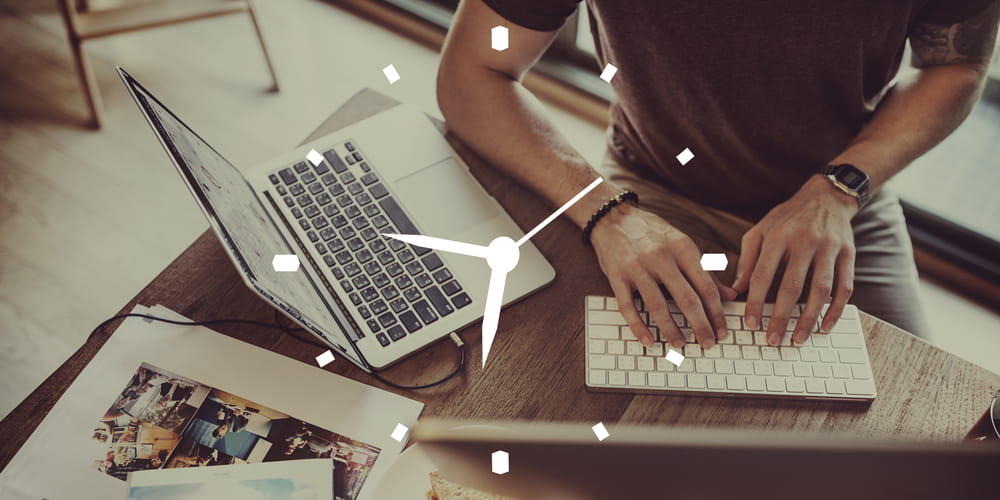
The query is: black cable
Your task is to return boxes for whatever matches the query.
[86,313,466,390]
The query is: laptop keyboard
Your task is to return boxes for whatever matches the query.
[584,296,877,401]
[268,141,473,347]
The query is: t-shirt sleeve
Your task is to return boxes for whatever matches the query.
[481,0,581,32]
[914,0,997,25]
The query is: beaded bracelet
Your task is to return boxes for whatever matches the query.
[582,190,639,246]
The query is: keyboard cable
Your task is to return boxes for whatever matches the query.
[86,313,467,391]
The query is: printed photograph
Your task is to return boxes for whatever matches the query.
[107,363,211,434]
[164,439,242,468]
[178,389,287,462]
[91,419,181,480]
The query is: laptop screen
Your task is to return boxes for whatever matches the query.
[122,71,364,367]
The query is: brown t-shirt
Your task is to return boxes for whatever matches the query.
[482,0,995,220]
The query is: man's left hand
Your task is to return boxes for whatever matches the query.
[731,175,859,346]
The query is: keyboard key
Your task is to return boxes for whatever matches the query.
[667,373,686,388]
[754,360,773,376]
[290,183,305,196]
[394,275,413,290]
[726,375,746,391]
[398,250,415,263]
[376,333,390,346]
[687,374,706,389]
[415,273,433,288]
[360,287,378,302]
[851,365,872,380]
[707,374,726,389]
[676,359,694,373]
[361,173,378,185]
[425,286,454,316]
[372,215,389,228]
[323,150,348,173]
[800,347,819,362]
[606,340,624,355]
[413,300,437,324]
[345,141,355,152]
[779,347,800,361]
[432,268,453,283]
[685,345,702,358]
[590,355,616,370]
[695,359,714,373]
[330,184,345,196]
[734,360,754,375]
[832,364,852,379]
[360,162,370,172]
[357,249,373,263]
[655,357,674,372]
[626,341,643,356]
[831,334,861,349]
[793,363,811,377]
[352,152,362,162]
[323,255,336,267]
[451,292,472,309]
[269,173,280,184]
[722,345,741,359]
[703,345,722,358]
[646,343,664,357]
[389,298,408,314]
[838,350,867,364]
[627,372,646,387]
[785,378,806,393]
[589,325,619,339]
[587,310,628,326]
[422,254,444,271]
[588,340,605,354]
[845,379,876,396]
[766,376,785,392]
[371,300,388,315]
[279,168,297,184]
[825,379,845,394]
[293,161,310,173]
[321,173,337,185]
[404,286,422,303]
[381,285,400,301]
[370,183,390,199]
[617,355,635,370]
[378,312,397,328]
[735,331,753,345]
[608,371,627,386]
[344,262,361,277]
[761,346,780,360]
[813,364,832,378]
[741,346,760,360]
[399,311,421,333]
[773,361,793,376]
[589,370,607,385]
[372,273,390,288]
[349,293,362,305]
[746,376,766,391]
[647,372,666,387]
[352,275,371,290]
[636,357,655,371]
[348,183,363,195]
[387,325,406,341]
[805,379,826,394]
[302,172,317,185]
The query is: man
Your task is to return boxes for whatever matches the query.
[438,0,999,348]
[212,405,249,439]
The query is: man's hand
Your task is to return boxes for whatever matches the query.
[732,176,859,346]
[591,203,738,349]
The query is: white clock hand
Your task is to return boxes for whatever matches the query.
[381,233,490,259]
[481,267,509,368]
[515,177,604,247]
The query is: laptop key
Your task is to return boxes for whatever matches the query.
[308,183,324,195]
[378,312,398,328]
[371,299,388,314]
[414,300,437,324]
[357,249,373,263]
[321,173,337,185]
[395,275,413,290]
[283,196,295,207]
[442,280,462,296]
[353,217,370,230]
[323,255,336,267]
[316,193,332,206]
[291,207,303,219]
[346,154,356,165]
[347,237,364,251]
[433,268,453,283]
[373,273,391,288]
[387,325,406,341]
[307,230,319,243]
[452,292,472,309]
[269,173,280,184]
[339,279,353,293]
[361,287,379,302]
[332,267,344,279]
[361,228,377,241]
[296,194,313,206]
[298,220,310,230]
[357,193,373,206]
[390,298,408,314]
[364,204,380,217]
[337,194,352,207]
[415,273,433,288]
[314,242,327,255]
[289,183,304,196]
[349,292,362,306]
[387,263,404,277]
[319,227,336,241]
[376,333,390,346]
[344,262,361,277]
[335,250,352,264]
[382,285,400,300]
[293,161,310,173]
[301,172,317,184]
[341,172,356,184]
[367,319,381,333]
[405,261,423,275]
[345,141,355,151]
[304,205,320,218]
[352,152,363,163]
[364,261,381,275]
[323,150,348,173]
[360,162,370,172]
[312,216,328,229]
[372,215,389,228]
[388,238,406,252]
[330,184,345,196]
[361,173,378,186]
[279,168,297,184]
[425,286,454,316]
[412,245,431,256]
[377,251,394,265]
[345,206,361,219]
[399,311,421,333]
[323,204,340,217]
[404,287,422,303]
[370,240,387,254]
[398,250,415,263]
[339,227,356,240]
[422,254,444,271]
[352,275,371,290]
[348,183,364,195]
[378,196,416,234]
[276,184,287,196]
[312,161,329,175]
[331,215,348,228]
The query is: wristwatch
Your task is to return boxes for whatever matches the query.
[819,164,870,209]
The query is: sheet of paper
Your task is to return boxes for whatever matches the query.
[127,459,333,499]
[0,305,423,500]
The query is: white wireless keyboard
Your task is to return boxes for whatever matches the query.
[584,296,877,401]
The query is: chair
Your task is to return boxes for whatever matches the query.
[57,0,280,128]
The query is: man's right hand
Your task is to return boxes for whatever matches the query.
[590,203,736,349]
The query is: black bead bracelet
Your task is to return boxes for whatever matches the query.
[582,190,639,246]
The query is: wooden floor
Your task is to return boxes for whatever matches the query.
[0,0,997,419]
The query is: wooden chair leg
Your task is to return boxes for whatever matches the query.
[246,0,279,92]
[69,39,104,129]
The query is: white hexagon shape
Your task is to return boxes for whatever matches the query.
[272,254,300,272]
[700,253,727,271]
[491,26,509,51]
[491,450,509,475]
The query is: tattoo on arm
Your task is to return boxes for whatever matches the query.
[910,2,1000,68]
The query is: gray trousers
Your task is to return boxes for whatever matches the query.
[599,155,930,338]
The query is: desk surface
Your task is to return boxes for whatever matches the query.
[3,90,999,470]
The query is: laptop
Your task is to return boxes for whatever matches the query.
[119,68,555,371]
[412,419,1000,500]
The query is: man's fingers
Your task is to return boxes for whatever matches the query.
[822,246,855,332]
[610,279,654,347]
[632,274,684,348]
[794,249,836,345]
[658,267,716,349]
[744,238,783,331]
[731,229,762,293]
[767,252,813,346]
[677,259,728,346]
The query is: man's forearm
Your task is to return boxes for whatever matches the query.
[829,63,988,190]
[437,66,621,228]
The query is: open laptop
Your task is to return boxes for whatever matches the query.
[412,419,1000,500]
[119,67,554,371]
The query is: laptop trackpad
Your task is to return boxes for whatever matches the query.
[393,158,498,237]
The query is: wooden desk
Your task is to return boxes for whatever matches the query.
[3,90,999,470]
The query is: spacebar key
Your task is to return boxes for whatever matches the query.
[379,197,419,235]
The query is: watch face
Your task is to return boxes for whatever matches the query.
[837,166,867,190]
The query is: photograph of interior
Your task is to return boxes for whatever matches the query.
[1,0,998,498]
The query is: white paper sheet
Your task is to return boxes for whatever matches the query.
[0,305,423,500]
